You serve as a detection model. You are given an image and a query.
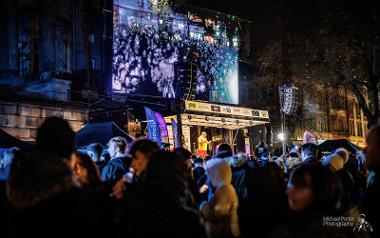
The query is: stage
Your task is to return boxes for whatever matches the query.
[165,100,270,156]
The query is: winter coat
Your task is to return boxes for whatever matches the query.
[238,166,290,238]
[201,159,240,238]
[118,195,209,238]
[5,150,98,238]
[95,160,107,175]
[101,156,131,184]
[117,156,210,238]
[224,155,250,200]
[193,166,206,183]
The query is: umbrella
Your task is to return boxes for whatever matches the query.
[76,122,134,147]
[318,139,362,154]
[0,129,31,149]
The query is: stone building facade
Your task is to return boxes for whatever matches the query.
[0,0,113,142]
[295,86,367,147]
[0,101,88,141]
[244,78,368,148]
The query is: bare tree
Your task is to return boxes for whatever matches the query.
[258,0,380,127]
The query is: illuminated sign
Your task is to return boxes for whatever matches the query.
[184,100,269,119]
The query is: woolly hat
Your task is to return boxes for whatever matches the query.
[334,148,349,163]
[322,149,349,171]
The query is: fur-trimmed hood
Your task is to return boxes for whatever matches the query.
[6,150,75,209]
[205,159,232,188]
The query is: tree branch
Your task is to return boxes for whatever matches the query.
[349,82,373,120]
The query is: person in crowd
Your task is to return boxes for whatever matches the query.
[322,148,360,215]
[198,131,210,159]
[101,151,111,164]
[204,155,212,162]
[259,152,271,167]
[285,152,303,176]
[363,125,380,238]
[0,147,19,181]
[322,148,350,172]
[274,156,289,180]
[101,136,131,184]
[247,154,259,169]
[70,151,115,236]
[174,148,193,175]
[238,164,289,238]
[203,143,235,201]
[117,151,210,238]
[287,141,300,154]
[174,147,202,207]
[110,139,160,200]
[160,142,171,151]
[344,153,367,210]
[200,159,240,238]
[86,143,106,174]
[215,143,233,159]
[254,141,268,159]
[272,164,358,237]
[224,153,250,201]
[193,157,206,183]
[129,139,160,179]
[193,157,208,202]
[70,151,101,187]
[35,116,76,161]
[300,130,320,166]
[5,117,96,237]
[301,143,320,166]
[0,177,10,237]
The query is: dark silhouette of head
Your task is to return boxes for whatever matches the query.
[143,151,188,203]
[86,143,103,162]
[129,139,160,160]
[36,117,76,160]
[216,143,233,158]
[288,164,343,212]
[173,147,193,175]
[129,139,160,177]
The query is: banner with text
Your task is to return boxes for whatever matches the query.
[144,107,162,145]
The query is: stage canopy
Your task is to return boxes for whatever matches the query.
[76,122,134,148]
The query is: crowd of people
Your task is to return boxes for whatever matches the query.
[0,116,379,238]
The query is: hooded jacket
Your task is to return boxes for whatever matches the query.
[224,155,250,200]
[201,159,240,238]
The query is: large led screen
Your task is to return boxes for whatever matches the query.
[113,0,239,104]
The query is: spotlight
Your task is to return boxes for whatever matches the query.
[277,133,285,142]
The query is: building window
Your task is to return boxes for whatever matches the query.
[357,122,363,137]
[349,119,355,136]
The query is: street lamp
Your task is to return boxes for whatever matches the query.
[277,132,285,142]
[277,132,286,156]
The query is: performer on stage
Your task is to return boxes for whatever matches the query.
[197,131,210,159]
